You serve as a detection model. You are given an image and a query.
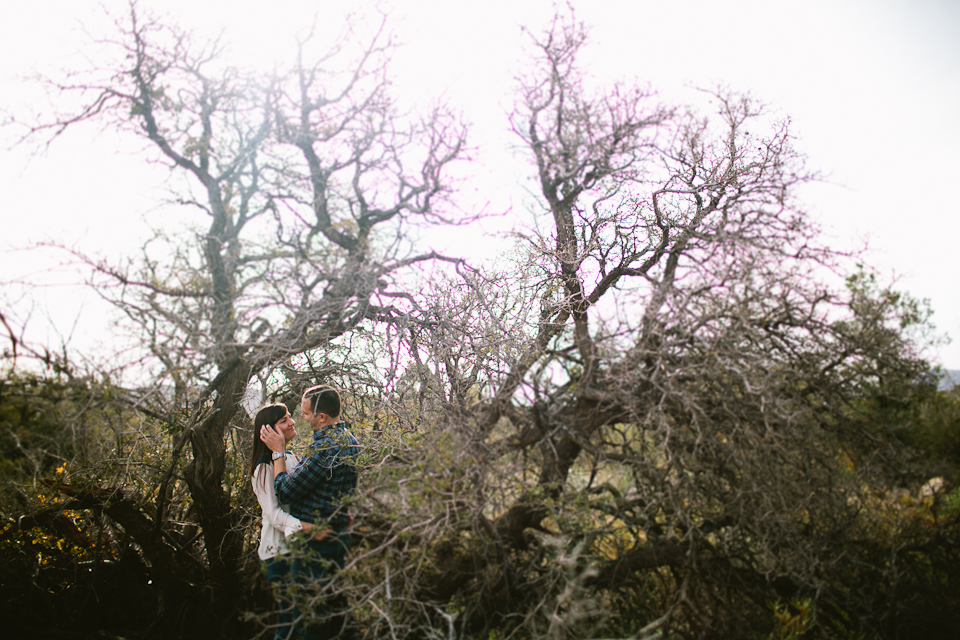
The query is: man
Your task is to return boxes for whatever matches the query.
[260,385,359,640]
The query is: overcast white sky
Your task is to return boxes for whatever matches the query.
[2,0,959,367]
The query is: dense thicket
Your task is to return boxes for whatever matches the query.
[3,5,959,640]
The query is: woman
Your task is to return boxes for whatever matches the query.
[249,403,328,638]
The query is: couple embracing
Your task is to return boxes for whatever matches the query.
[248,385,360,640]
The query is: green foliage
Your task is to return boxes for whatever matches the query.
[767,598,814,640]
[0,370,131,512]
[896,388,960,479]
[0,372,80,484]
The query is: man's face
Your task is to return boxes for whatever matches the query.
[274,411,297,442]
[301,396,322,431]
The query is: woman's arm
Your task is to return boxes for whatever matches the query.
[252,455,331,541]
[251,462,302,538]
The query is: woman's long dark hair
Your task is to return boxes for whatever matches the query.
[248,403,289,480]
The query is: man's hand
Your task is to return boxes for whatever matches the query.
[300,521,332,542]
[260,423,286,453]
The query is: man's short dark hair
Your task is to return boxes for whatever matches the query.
[304,385,341,418]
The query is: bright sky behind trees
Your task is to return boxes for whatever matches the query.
[2,0,959,366]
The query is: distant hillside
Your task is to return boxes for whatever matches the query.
[938,369,960,391]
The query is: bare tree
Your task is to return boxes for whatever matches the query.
[10,2,465,635]
[6,6,956,640]
[340,13,948,640]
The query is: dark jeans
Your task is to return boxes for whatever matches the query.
[265,535,352,640]
[264,554,294,640]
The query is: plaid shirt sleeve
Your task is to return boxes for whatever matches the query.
[273,440,333,509]
[273,424,358,527]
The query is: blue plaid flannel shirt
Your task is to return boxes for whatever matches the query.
[274,421,359,529]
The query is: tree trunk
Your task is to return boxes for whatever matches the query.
[183,358,252,624]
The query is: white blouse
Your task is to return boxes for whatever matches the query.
[251,453,303,560]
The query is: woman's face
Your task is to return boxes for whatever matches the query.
[274,412,297,442]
